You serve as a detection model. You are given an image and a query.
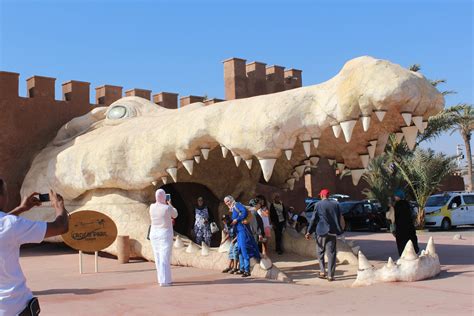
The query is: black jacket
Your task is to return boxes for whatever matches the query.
[269,202,288,225]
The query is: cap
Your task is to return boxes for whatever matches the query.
[319,189,330,197]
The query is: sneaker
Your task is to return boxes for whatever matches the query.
[222,267,232,273]
[327,277,334,282]
[235,270,244,275]
[229,268,238,274]
[241,272,251,277]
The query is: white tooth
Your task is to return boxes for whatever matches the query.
[201,148,210,160]
[374,110,386,122]
[412,116,424,132]
[351,169,365,186]
[292,171,299,179]
[185,242,200,253]
[245,159,253,169]
[284,149,292,160]
[337,162,345,173]
[258,158,277,182]
[368,140,377,158]
[304,159,311,166]
[423,121,428,130]
[328,158,335,166]
[182,160,194,175]
[332,124,342,138]
[386,257,395,268]
[221,145,229,158]
[310,156,320,166]
[312,138,320,148]
[401,126,418,150]
[358,251,372,270]
[173,236,185,248]
[426,236,436,256]
[151,181,158,186]
[161,176,168,184]
[420,250,426,256]
[234,156,242,167]
[295,165,306,177]
[401,112,412,126]
[286,178,295,190]
[361,116,371,132]
[166,167,178,182]
[201,242,210,256]
[302,141,311,157]
[400,240,418,260]
[359,154,370,168]
[340,120,357,143]
[260,257,273,270]
[194,155,201,164]
[351,246,360,255]
[395,132,404,143]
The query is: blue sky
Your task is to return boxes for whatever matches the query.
[0,0,472,156]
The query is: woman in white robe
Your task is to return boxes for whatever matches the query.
[149,189,178,287]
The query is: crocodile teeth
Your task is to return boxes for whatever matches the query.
[426,236,436,255]
[161,176,168,184]
[412,116,424,133]
[395,132,404,143]
[423,121,428,130]
[201,242,210,256]
[245,159,253,169]
[351,169,365,186]
[258,158,277,182]
[166,167,178,182]
[286,178,296,191]
[341,120,357,143]
[310,156,320,166]
[400,240,418,260]
[194,155,201,164]
[386,257,395,268]
[221,145,229,158]
[182,160,194,175]
[295,165,306,177]
[328,158,335,166]
[359,154,370,168]
[284,149,292,160]
[368,140,377,158]
[234,155,242,167]
[332,124,342,138]
[186,242,200,253]
[401,112,412,126]
[401,126,418,150]
[173,236,184,248]
[358,251,372,271]
[312,138,320,148]
[302,141,311,157]
[361,116,371,132]
[304,159,311,166]
[374,110,386,122]
[201,148,210,160]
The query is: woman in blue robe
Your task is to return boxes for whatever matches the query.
[224,195,260,277]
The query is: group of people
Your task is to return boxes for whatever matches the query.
[1,175,420,314]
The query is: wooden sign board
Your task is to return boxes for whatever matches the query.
[62,210,118,252]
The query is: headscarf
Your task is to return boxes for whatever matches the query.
[155,189,167,205]
[394,189,406,200]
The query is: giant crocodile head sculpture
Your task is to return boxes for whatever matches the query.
[20,56,443,279]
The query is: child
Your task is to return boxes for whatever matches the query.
[221,214,239,273]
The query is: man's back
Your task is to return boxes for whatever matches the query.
[0,213,46,316]
[313,199,343,236]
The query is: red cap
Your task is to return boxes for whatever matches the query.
[319,189,330,197]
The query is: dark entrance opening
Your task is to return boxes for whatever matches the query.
[161,182,221,247]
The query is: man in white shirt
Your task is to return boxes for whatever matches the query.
[0,178,69,316]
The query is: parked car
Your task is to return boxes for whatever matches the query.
[425,191,474,230]
[329,194,351,202]
[340,200,387,232]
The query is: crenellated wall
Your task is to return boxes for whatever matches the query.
[223,57,302,100]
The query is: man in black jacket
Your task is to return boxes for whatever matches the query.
[269,193,288,255]
[393,189,419,256]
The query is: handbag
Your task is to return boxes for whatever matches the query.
[146,225,151,240]
[210,222,219,234]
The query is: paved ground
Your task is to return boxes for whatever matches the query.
[20,228,473,315]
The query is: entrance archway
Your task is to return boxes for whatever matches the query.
[161,182,221,247]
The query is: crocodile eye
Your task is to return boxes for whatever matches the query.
[107,105,128,120]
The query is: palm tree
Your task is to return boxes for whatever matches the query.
[419,104,474,190]
[394,148,457,227]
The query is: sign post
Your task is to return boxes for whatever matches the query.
[62,210,118,274]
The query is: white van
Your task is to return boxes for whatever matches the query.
[425,192,474,230]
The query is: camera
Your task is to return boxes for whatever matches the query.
[38,193,50,202]
[165,194,171,202]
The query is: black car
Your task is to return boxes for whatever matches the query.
[340,200,386,232]
[303,197,320,221]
